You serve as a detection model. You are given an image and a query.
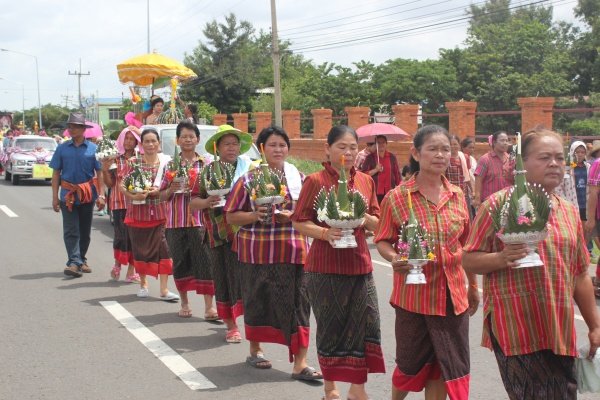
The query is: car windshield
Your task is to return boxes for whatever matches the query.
[160,128,260,161]
[14,138,57,151]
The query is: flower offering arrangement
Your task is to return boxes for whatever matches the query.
[165,145,196,193]
[123,164,153,205]
[204,142,235,207]
[243,144,287,224]
[489,132,552,268]
[313,156,367,248]
[95,136,119,169]
[395,189,436,284]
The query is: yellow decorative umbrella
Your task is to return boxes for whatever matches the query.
[116,51,197,86]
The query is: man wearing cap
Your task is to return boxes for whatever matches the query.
[50,112,105,277]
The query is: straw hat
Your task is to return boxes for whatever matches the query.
[205,124,252,155]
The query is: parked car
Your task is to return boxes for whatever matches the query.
[140,124,261,161]
[3,136,57,185]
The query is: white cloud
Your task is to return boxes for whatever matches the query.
[0,0,580,113]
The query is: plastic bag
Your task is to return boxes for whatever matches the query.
[576,342,600,393]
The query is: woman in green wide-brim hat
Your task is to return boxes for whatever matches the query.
[191,124,253,343]
[205,124,253,156]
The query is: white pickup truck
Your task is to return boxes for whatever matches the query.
[2,136,56,185]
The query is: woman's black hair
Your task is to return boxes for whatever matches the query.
[141,127,160,142]
[150,97,164,109]
[187,103,198,124]
[375,134,388,143]
[256,126,290,149]
[176,120,199,138]
[491,130,507,144]
[401,164,411,177]
[326,125,358,146]
[449,134,461,145]
[460,137,474,148]
[409,124,450,173]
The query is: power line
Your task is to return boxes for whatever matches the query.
[279,0,425,33]
[284,0,541,50]
[288,0,570,53]
[283,0,492,42]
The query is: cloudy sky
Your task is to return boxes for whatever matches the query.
[0,0,581,113]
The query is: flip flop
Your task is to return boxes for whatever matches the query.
[225,328,242,343]
[291,366,323,381]
[159,291,180,302]
[178,308,192,318]
[246,353,272,369]
[204,312,220,321]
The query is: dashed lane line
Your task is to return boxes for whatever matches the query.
[0,205,18,218]
[100,301,217,391]
[372,259,586,322]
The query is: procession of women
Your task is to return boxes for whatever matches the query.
[55,115,600,400]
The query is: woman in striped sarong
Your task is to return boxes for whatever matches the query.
[225,126,321,381]
[292,125,384,400]
[375,125,479,400]
[120,128,179,301]
[192,124,254,343]
[463,127,600,400]
[160,121,215,318]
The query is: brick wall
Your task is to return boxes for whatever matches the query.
[289,139,490,165]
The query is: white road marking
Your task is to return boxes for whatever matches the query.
[0,205,18,218]
[371,259,587,321]
[100,301,217,390]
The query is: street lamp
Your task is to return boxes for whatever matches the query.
[0,77,25,129]
[0,48,42,129]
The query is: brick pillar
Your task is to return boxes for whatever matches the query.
[445,101,477,139]
[232,113,249,133]
[344,106,370,130]
[212,114,227,126]
[283,110,301,138]
[254,112,272,135]
[311,109,333,139]
[392,104,419,135]
[517,97,555,133]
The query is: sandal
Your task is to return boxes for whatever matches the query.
[178,308,193,318]
[225,328,242,343]
[125,273,140,283]
[291,366,323,381]
[246,352,272,369]
[204,311,220,321]
[110,264,121,281]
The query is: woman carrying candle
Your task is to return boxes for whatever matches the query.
[192,124,254,343]
[101,126,142,283]
[375,124,478,400]
[224,126,321,380]
[292,125,384,400]
[120,127,179,301]
[462,128,600,399]
[159,121,216,318]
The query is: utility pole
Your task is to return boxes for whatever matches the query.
[61,91,73,108]
[147,0,151,53]
[68,58,90,110]
[270,0,282,127]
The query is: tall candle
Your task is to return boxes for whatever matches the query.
[213,141,218,161]
[407,189,412,210]
[517,132,521,155]
[341,154,345,166]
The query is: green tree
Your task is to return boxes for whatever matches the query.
[371,58,458,114]
[441,0,575,132]
[181,13,271,114]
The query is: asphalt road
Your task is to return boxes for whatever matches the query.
[0,177,598,400]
